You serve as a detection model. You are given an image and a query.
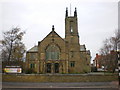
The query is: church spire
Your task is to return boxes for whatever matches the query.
[65,7,68,17]
[74,7,77,17]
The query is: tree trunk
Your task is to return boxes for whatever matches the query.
[8,41,13,64]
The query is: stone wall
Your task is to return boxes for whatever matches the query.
[2,74,117,82]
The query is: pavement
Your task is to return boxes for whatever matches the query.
[2,81,119,90]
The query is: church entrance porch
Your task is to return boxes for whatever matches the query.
[46,63,59,73]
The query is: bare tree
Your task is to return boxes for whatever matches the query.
[110,30,120,51]
[99,38,113,55]
[99,30,120,72]
[0,27,26,62]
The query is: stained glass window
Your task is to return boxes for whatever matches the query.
[46,44,60,60]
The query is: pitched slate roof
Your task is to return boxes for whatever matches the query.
[80,45,86,51]
[27,46,38,52]
[40,29,65,43]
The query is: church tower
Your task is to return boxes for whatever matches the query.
[65,7,82,73]
[65,7,80,51]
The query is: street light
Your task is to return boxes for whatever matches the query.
[117,51,120,85]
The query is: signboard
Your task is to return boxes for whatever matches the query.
[4,68,22,73]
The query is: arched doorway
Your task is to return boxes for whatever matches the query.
[54,63,59,73]
[46,63,51,73]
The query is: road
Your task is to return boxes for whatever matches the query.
[2,81,119,90]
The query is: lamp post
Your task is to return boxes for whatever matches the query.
[118,51,120,85]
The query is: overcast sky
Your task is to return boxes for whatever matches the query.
[0,0,118,62]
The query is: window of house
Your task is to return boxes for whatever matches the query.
[46,44,60,60]
[70,61,75,67]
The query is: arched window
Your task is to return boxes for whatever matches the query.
[46,44,60,60]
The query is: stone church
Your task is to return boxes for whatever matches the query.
[26,8,91,74]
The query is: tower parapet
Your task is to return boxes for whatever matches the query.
[65,7,79,45]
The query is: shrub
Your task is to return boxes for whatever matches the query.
[91,67,97,72]
[25,68,36,74]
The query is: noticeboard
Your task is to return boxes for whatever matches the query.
[4,68,22,73]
